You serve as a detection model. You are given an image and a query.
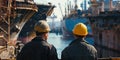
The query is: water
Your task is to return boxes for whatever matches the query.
[48,33,94,59]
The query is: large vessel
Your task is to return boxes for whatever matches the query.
[0,0,55,59]
[18,4,55,43]
[87,0,120,58]
[0,0,55,45]
[61,0,92,39]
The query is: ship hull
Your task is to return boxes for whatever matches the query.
[0,0,55,44]
[18,4,55,43]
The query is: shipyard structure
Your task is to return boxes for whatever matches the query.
[87,0,120,58]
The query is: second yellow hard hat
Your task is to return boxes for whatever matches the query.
[73,23,88,36]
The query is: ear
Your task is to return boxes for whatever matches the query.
[43,33,48,37]
[43,33,49,40]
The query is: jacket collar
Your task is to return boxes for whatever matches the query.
[32,37,46,42]
[69,38,88,45]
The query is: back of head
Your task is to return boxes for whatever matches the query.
[73,23,88,36]
[34,20,50,34]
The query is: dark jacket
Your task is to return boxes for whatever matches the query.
[61,38,97,60]
[16,37,58,60]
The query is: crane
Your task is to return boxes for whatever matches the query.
[58,3,64,18]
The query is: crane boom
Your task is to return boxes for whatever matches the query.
[58,3,64,18]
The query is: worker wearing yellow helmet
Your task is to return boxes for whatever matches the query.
[17,20,58,60]
[61,23,97,60]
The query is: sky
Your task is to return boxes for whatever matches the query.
[34,0,89,21]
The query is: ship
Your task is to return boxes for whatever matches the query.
[0,0,55,45]
[18,3,55,43]
[87,0,120,58]
[61,0,92,39]
[0,0,55,59]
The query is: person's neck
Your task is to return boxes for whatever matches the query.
[42,37,47,41]
[75,37,85,40]
[37,35,47,41]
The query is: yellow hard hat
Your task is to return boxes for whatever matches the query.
[73,23,88,36]
[34,20,50,32]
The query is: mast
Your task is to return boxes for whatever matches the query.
[100,0,104,12]
[109,0,113,11]
[58,3,64,18]
[90,0,99,16]
[84,0,87,10]
[74,0,78,10]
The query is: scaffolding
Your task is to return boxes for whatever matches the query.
[0,0,37,59]
[0,0,11,46]
[0,0,38,46]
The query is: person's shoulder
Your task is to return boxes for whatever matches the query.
[41,42,54,50]
[62,45,70,53]
[24,41,33,46]
[87,44,97,52]
[21,42,32,48]
[81,42,97,51]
